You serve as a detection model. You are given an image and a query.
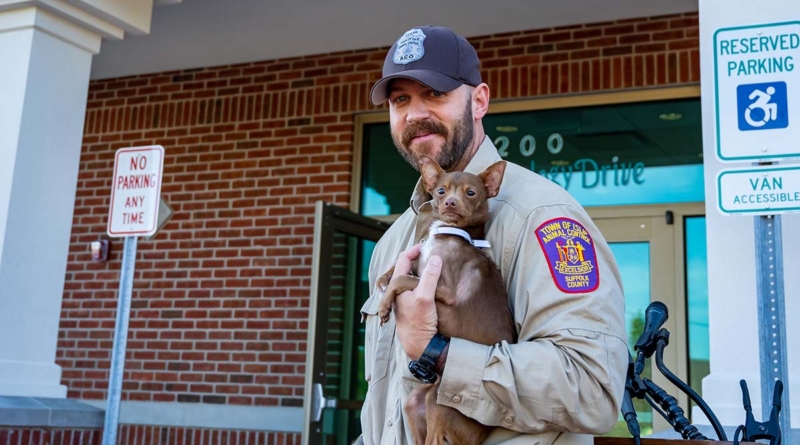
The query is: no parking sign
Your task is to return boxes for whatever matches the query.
[107,145,164,237]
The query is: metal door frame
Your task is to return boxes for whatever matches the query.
[303,201,389,445]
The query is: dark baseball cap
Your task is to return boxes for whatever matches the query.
[369,26,482,105]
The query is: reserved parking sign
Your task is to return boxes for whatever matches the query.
[714,22,800,161]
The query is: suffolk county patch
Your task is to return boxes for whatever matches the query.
[536,218,599,293]
[393,28,426,65]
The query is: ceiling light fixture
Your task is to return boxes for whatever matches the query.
[495,126,518,133]
[659,112,682,121]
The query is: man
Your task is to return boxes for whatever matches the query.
[359,25,628,445]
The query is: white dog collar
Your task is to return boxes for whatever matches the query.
[433,227,491,248]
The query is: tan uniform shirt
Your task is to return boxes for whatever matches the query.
[360,137,628,445]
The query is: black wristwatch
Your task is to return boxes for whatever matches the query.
[408,334,450,384]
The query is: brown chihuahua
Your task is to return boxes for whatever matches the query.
[376,156,517,445]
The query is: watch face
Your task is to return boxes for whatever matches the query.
[408,360,437,384]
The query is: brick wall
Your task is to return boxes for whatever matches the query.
[59,12,699,409]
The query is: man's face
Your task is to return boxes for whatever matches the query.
[388,79,474,171]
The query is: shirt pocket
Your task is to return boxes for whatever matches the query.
[360,292,394,384]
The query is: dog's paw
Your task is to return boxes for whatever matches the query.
[378,306,392,326]
[376,266,395,292]
[376,274,391,292]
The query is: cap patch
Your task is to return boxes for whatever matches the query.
[535,218,599,293]
[393,28,426,65]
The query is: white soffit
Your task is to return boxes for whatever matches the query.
[90,0,698,80]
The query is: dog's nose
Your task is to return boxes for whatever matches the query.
[444,198,457,208]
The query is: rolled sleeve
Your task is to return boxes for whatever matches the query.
[437,338,492,417]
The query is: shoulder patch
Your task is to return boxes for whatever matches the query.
[535,218,600,293]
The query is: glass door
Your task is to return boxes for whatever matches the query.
[303,202,389,445]
[593,213,681,436]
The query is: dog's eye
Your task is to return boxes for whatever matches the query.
[437,188,445,195]
[467,190,476,196]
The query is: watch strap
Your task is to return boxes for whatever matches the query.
[409,334,449,383]
[418,333,449,369]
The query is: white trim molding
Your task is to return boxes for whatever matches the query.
[0,6,102,53]
[81,400,304,433]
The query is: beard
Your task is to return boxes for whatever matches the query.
[391,98,474,172]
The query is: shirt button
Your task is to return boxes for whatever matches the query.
[503,416,514,425]
[388,420,393,426]
[452,395,462,404]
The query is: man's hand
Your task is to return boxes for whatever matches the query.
[391,244,442,361]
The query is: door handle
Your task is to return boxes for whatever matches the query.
[312,383,338,422]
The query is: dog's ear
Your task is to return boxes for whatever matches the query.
[479,161,506,198]
[419,156,444,193]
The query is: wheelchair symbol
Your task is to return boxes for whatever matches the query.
[736,82,788,132]
[744,87,778,128]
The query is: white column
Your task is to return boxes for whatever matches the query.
[698,0,799,429]
[0,0,156,400]
[0,6,102,398]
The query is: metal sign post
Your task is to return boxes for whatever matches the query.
[713,22,795,443]
[103,145,165,445]
[102,235,138,445]
[754,211,791,434]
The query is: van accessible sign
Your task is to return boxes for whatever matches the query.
[107,146,165,237]
[714,21,800,161]
[717,165,800,215]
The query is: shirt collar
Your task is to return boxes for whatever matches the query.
[409,136,501,213]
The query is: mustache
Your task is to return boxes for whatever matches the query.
[402,120,447,147]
